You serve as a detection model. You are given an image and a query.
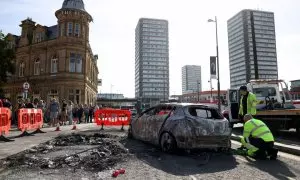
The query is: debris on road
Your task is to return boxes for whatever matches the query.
[0,132,129,172]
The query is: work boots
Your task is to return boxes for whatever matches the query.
[269,148,278,160]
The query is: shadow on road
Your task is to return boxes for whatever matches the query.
[245,157,297,180]
[122,138,238,176]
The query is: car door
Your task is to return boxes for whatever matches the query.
[147,105,175,144]
[227,89,240,123]
[132,107,156,141]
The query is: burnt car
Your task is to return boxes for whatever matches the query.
[128,103,232,152]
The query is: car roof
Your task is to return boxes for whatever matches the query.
[159,103,215,108]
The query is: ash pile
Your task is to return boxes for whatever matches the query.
[1,133,129,172]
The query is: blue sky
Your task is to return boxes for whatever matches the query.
[1,0,300,98]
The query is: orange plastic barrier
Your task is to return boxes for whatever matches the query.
[94,109,131,127]
[18,108,43,132]
[0,107,11,136]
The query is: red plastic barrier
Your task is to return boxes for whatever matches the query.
[0,108,11,135]
[18,108,43,132]
[94,109,131,127]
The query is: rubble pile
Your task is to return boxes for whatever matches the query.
[1,133,129,172]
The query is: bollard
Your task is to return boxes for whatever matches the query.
[100,123,104,130]
[121,123,124,131]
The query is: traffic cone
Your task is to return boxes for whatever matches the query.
[71,121,77,130]
[55,123,61,131]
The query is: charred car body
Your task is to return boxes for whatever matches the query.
[128,103,232,152]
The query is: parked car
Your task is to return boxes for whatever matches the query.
[128,103,232,153]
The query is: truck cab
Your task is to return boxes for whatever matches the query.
[225,79,295,125]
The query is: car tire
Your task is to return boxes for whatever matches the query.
[160,132,177,153]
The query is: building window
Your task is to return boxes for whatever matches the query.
[75,23,80,37]
[70,53,76,72]
[7,41,14,49]
[68,22,73,36]
[70,53,82,73]
[19,62,25,77]
[69,89,80,104]
[51,56,58,73]
[76,54,82,73]
[34,58,40,75]
[35,32,43,43]
[60,23,65,36]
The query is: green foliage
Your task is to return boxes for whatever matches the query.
[0,31,16,96]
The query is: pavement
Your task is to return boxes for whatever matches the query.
[1,123,300,159]
[0,124,300,180]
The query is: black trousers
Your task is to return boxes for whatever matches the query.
[249,137,276,158]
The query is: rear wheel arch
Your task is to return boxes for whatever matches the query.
[159,131,177,153]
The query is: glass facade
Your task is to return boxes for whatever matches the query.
[227,10,278,89]
[182,65,202,94]
[135,18,169,106]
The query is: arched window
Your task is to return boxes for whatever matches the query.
[19,62,25,77]
[34,58,40,75]
[67,22,73,36]
[74,23,80,37]
[51,55,58,73]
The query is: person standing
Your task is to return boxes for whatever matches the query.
[61,99,68,125]
[48,98,60,127]
[88,104,94,123]
[83,104,89,123]
[240,114,278,160]
[25,98,34,108]
[77,104,84,124]
[67,101,73,125]
[238,85,257,122]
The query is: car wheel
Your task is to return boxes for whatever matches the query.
[160,132,177,153]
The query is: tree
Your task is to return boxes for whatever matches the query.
[0,31,16,97]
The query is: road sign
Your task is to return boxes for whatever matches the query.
[23,82,30,90]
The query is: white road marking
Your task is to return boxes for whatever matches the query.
[189,175,197,180]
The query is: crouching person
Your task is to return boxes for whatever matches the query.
[240,114,278,160]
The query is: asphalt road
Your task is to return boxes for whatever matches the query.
[1,124,300,180]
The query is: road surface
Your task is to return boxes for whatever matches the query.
[0,124,299,180]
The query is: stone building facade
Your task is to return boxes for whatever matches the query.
[4,0,99,105]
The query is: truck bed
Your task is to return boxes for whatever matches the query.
[257,109,300,116]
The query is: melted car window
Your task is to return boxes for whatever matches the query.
[188,107,223,119]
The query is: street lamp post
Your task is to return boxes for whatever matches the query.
[197,80,200,102]
[208,16,221,112]
[208,80,213,102]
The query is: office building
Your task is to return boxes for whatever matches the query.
[182,65,202,94]
[227,9,278,89]
[135,18,169,107]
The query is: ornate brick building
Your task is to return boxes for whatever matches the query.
[4,0,99,105]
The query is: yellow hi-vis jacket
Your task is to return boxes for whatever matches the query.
[243,118,274,142]
[239,92,257,116]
